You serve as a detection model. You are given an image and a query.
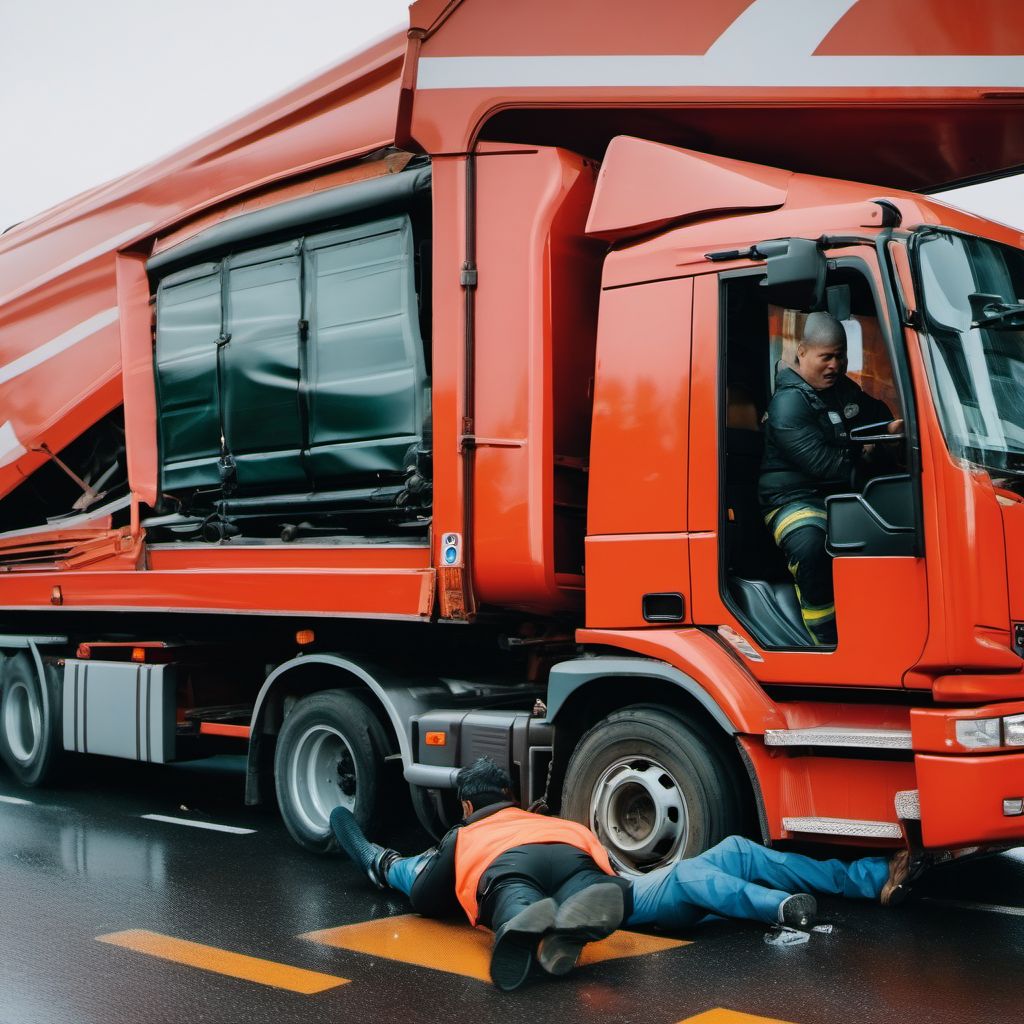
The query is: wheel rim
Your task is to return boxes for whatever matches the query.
[3,680,41,766]
[589,756,688,874]
[288,724,359,836]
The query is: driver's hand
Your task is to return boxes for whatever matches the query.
[887,419,904,435]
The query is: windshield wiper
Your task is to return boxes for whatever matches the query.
[969,292,1024,330]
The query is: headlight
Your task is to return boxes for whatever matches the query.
[1003,714,1024,747]
[955,718,1001,749]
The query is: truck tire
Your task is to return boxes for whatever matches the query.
[0,652,64,787]
[274,689,389,854]
[562,705,738,875]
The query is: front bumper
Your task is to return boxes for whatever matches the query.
[913,700,1024,847]
[917,751,1024,847]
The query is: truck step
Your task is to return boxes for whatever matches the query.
[782,816,903,839]
[764,727,912,750]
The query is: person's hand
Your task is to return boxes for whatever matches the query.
[887,418,904,435]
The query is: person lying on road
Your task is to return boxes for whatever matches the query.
[331,757,924,991]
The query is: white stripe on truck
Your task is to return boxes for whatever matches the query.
[0,306,118,387]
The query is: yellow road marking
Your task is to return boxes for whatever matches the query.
[679,1010,798,1024]
[302,914,687,983]
[97,929,349,994]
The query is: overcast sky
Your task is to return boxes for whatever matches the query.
[0,0,1021,233]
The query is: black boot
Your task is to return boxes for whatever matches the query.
[536,883,624,976]
[490,897,558,992]
[330,806,398,890]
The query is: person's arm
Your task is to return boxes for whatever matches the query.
[407,825,463,919]
[856,394,903,468]
[768,389,854,482]
[857,392,897,433]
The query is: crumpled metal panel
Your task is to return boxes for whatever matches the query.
[304,216,426,484]
[154,216,426,503]
[154,263,223,491]
[223,240,305,490]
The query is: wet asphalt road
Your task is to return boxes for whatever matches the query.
[1,755,1023,1024]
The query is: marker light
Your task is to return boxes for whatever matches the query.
[425,732,447,747]
[955,718,1001,749]
[1003,714,1024,747]
[131,647,147,663]
[295,629,316,646]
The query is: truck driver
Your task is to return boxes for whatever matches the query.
[759,311,902,646]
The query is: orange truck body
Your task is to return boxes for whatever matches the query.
[1,0,1024,860]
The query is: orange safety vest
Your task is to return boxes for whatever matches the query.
[453,806,615,926]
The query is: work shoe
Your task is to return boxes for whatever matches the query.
[329,806,399,890]
[490,897,558,992]
[537,882,625,976]
[777,893,817,930]
[880,849,929,907]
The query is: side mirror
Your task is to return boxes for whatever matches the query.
[848,420,905,443]
[757,237,826,311]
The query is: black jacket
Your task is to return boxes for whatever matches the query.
[759,367,892,510]
[406,800,516,918]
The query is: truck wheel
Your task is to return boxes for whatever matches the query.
[562,705,736,875]
[0,652,63,787]
[274,690,389,854]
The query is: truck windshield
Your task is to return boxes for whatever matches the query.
[914,229,1024,476]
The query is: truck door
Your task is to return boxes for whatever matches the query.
[688,249,929,687]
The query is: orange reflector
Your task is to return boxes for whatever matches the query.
[199,722,251,739]
[295,629,316,646]
[131,647,147,663]
[76,643,91,659]
[425,732,447,747]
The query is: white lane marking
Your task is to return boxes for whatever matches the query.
[922,897,1024,917]
[0,795,33,806]
[416,55,1024,90]
[142,813,255,835]
[0,307,119,388]
[0,221,154,307]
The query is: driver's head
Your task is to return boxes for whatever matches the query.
[796,311,847,390]
[456,757,512,816]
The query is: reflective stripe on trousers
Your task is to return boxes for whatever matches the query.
[764,499,836,645]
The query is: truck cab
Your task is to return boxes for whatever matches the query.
[574,136,1024,863]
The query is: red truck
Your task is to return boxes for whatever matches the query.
[1,0,1024,871]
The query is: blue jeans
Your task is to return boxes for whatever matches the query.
[387,852,429,895]
[386,836,889,928]
[628,835,889,928]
